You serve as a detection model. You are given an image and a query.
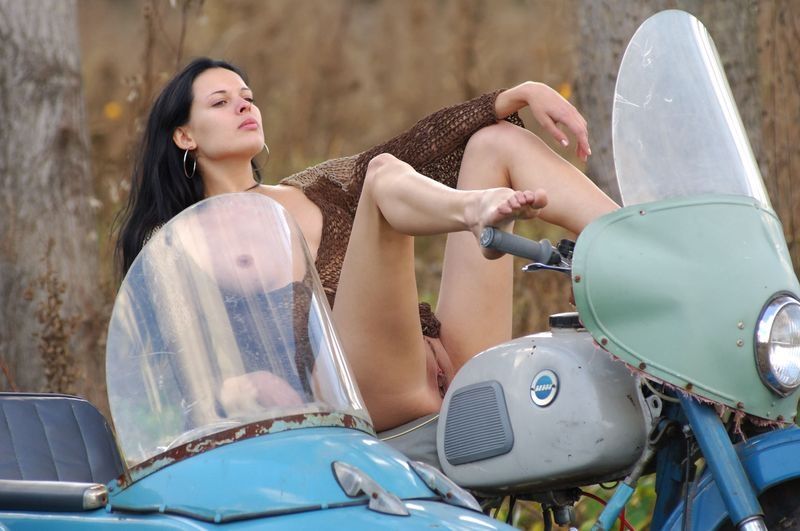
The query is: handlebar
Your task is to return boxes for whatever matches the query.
[479,227,560,265]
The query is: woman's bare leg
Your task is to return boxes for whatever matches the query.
[437,121,619,371]
[333,153,542,431]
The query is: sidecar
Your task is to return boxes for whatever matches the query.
[0,195,514,530]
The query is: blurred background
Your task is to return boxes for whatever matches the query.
[1,1,798,528]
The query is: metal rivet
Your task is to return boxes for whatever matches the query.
[736,339,744,347]
[638,362,647,370]
[777,415,785,422]
[600,337,608,346]
[737,401,744,409]
[737,321,745,329]
[686,383,694,391]
[574,275,581,283]
[639,210,646,216]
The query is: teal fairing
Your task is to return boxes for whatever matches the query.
[572,195,800,422]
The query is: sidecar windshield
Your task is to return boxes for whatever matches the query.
[612,10,769,207]
[106,194,369,469]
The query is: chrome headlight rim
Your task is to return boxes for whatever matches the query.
[755,293,800,397]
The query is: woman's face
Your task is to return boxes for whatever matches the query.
[174,67,264,164]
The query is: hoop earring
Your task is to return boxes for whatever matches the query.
[183,149,197,179]
[253,143,270,173]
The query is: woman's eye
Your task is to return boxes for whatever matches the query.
[244,97,255,103]
[212,100,227,107]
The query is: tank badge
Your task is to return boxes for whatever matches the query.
[530,370,559,407]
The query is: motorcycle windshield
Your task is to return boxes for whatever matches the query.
[106,194,369,469]
[612,9,769,207]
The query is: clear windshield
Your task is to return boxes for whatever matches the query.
[612,10,769,207]
[106,194,369,468]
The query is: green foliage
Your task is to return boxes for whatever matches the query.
[483,477,657,531]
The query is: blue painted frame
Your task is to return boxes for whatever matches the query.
[659,425,800,530]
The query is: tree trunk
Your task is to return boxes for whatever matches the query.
[0,1,105,409]
[758,1,800,270]
[575,1,761,203]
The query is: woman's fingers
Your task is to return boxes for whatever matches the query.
[541,108,592,162]
[539,114,569,147]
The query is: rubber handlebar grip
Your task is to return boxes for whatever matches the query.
[479,227,555,263]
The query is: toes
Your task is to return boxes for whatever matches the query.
[521,190,537,204]
[533,188,549,208]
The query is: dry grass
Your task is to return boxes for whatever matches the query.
[31,239,79,394]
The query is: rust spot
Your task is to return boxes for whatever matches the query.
[574,275,582,283]
[686,383,694,391]
[114,412,374,490]
[737,402,745,409]
[638,362,647,370]
[600,338,608,346]
[777,415,785,422]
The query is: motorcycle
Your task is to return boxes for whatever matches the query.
[1,9,798,531]
[398,9,800,530]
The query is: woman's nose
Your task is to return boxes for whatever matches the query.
[236,98,251,114]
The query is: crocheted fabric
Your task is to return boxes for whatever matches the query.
[281,90,524,338]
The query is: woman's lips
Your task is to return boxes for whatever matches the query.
[239,118,259,130]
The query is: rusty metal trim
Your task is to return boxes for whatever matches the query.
[111,412,374,490]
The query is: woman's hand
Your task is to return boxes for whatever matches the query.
[495,81,591,162]
[220,371,304,417]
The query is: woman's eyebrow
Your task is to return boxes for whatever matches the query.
[206,87,252,99]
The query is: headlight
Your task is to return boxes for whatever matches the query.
[755,295,800,396]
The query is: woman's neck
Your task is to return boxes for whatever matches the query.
[199,158,258,196]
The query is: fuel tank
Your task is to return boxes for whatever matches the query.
[437,313,648,494]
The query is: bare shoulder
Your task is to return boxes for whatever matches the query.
[259,184,323,259]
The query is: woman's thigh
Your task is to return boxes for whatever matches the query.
[435,127,516,372]
[332,165,441,431]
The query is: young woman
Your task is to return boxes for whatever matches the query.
[116,58,617,431]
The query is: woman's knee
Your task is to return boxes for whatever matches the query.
[466,120,544,158]
[363,153,410,196]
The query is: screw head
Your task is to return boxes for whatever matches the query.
[600,337,608,346]
[574,275,581,283]
[736,339,744,347]
[737,321,745,329]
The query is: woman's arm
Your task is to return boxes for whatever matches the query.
[358,82,591,173]
[357,89,504,171]
[495,81,591,162]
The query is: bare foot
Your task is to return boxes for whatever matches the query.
[465,188,548,259]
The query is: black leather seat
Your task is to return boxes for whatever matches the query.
[0,393,124,484]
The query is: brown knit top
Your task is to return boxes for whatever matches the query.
[280,90,522,338]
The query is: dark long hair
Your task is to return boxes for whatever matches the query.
[114,58,256,277]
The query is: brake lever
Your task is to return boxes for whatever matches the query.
[522,262,572,274]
